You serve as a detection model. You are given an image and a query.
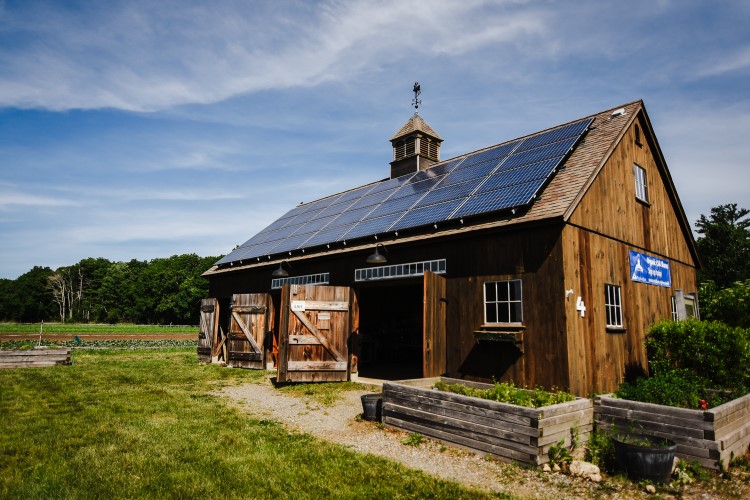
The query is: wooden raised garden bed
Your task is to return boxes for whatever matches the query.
[382,377,593,466]
[0,347,72,369]
[595,393,750,470]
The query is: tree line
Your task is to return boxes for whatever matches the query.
[0,254,220,325]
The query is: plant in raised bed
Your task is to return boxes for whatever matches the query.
[433,380,576,408]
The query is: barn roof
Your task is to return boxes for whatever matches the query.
[210,100,692,273]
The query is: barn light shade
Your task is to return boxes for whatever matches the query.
[272,261,291,278]
[366,244,388,264]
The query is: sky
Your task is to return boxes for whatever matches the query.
[1,0,749,279]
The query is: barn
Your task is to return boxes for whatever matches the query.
[200,99,699,396]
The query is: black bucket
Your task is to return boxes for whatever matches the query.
[613,436,676,484]
[361,393,383,422]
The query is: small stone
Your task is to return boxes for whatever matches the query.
[569,460,601,481]
[553,463,561,472]
[646,484,656,494]
[542,464,551,472]
[672,456,680,474]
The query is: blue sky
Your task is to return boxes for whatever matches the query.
[1,0,749,279]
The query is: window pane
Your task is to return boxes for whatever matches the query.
[485,283,496,302]
[486,303,497,323]
[510,302,523,323]
[498,303,510,323]
[499,282,509,301]
[509,280,521,301]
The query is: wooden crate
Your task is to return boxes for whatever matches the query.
[0,348,72,369]
[595,394,750,469]
[382,377,593,466]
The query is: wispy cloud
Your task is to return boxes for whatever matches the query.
[0,0,553,112]
[0,189,80,209]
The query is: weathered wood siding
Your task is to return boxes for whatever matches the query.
[568,113,695,267]
[595,394,750,470]
[383,377,593,466]
[563,114,698,395]
[445,226,569,390]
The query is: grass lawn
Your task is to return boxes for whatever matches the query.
[0,323,198,334]
[0,349,493,499]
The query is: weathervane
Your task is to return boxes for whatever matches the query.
[412,82,421,112]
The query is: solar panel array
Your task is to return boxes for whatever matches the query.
[217,117,593,265]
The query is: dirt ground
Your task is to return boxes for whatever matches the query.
[218,377,750,499]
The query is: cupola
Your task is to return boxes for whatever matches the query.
[389,83,443,179]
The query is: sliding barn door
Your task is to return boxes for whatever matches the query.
[423,270,447,377]
[197,298,219,363]
[227,293,274,369]
[277,285,357,382]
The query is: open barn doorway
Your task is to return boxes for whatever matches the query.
[356,281,423,380]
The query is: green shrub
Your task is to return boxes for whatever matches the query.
[699,280,750,328]
[584,429,616,473]
[645,319,750,393]
[433,380,575,408]
[615,369,709,409]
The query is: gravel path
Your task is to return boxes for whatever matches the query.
[218,377,748,499]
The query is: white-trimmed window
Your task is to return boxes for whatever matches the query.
[605,284,623,328]
[634,164,648,203]
[484,280,523,324]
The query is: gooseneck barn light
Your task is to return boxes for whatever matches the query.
[366,244,388,264]
[271,260,291,278]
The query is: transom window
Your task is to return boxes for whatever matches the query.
[634,164,648,203]
[484,280,523,324]
[605,284,623,328]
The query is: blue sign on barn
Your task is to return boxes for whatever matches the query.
[629,250,671,288]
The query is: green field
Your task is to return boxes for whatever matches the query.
[0,323,198,334]
[0,349,493,499]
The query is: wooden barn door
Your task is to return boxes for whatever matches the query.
[227,294,274,369]
[277,285,357,382]
[423,271,447,377]
[197,298,219,363]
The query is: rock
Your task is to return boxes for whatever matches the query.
[553,463,561,472]
[645,484,656,494]
[542,464,552,472]
[569,460,601,481]
[672,456,680,474]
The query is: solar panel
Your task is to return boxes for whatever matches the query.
[391,200,464,231]
[454,140,521,171]
[440,161,497,187]
[453,181,541,219]
[476,158,559,194]
[365,192,424,219]
[217,116,593,264]
[302,225,353,247]
[341,213,403,240]
[412,179,479,208]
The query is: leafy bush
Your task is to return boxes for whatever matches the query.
[434,380,575,408]
[645,319,750,393]
[699,280,750,328]
[584,429,616,473]
[615,369,715,409]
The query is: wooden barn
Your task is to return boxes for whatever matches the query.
[200,99,699,396]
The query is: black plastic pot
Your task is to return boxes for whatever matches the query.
[612,436,676,484]
[361,393,383,422]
